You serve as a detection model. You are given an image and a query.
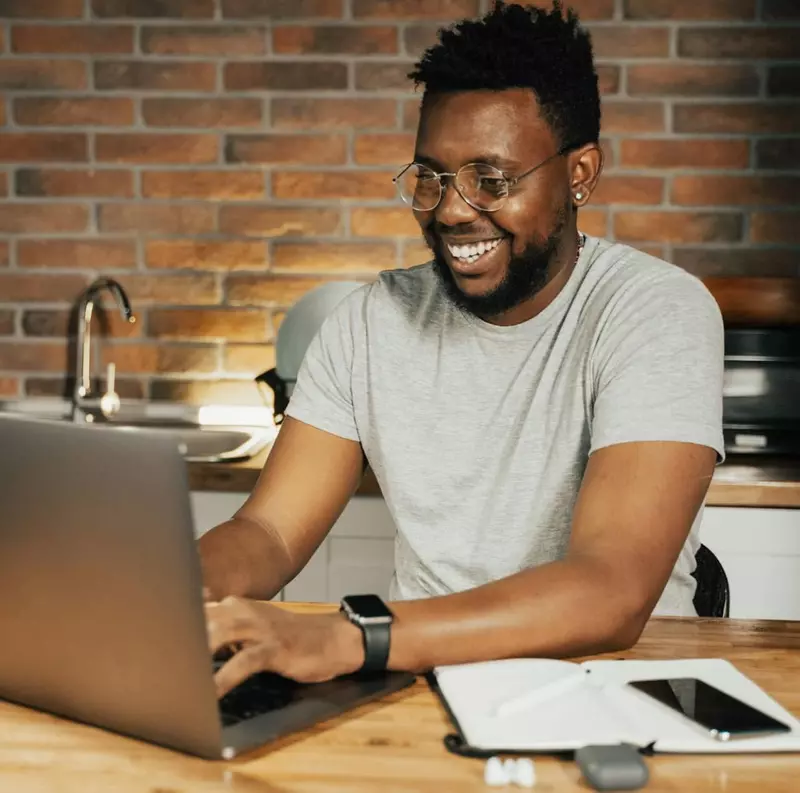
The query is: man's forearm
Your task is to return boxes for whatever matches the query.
[385,557,649,673]
[198,516,295,601]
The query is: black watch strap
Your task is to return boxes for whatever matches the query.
[361,620,391,673]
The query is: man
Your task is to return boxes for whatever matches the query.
[200,0,724,697]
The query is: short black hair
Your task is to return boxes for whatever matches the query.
[408,0,600,150]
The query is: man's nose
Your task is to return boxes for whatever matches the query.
[434,179,480,227]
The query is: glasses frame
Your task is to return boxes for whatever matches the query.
[393,144,575,213]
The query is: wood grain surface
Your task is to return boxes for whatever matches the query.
[1,606,800,792]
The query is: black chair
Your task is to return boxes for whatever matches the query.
[691,543,730,618]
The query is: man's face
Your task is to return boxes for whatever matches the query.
[412,88,573,322]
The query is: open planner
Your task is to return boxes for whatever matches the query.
[430,658,800,755]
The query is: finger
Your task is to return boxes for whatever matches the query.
[202,586,215,603]
[214,646,269,699]
[205,600,254,656]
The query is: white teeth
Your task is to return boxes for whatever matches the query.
[447,238,502,261]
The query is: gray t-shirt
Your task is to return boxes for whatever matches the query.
[285,234,725,617]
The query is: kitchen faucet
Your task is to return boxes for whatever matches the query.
[73,277,136,423]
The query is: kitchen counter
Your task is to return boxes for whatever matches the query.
[1,604,800,792]
[189,449,800,508]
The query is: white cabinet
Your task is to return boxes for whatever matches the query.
[699,506,800,621]
[190,492,397,603]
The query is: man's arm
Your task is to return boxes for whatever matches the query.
[198,416,365,601]
[385,440,716,671]
[206,439,717,693]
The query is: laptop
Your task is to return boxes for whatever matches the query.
[0,414,415,759]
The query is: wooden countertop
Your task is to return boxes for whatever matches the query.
[2,605,800,792]
[189,449,800,508]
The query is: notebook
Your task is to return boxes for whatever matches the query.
[430,658,800,755]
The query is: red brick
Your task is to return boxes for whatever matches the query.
[0,273,86,301]
[92,0,215,17]
[0,59,87,90]
[402,99,419,130]
[577,209,608,238]
[750,212,800,244]
[768,66,800,97]
[672,176,800,207]
[0,310,15,335]
[620,139,750,169]
[614,212,743,243]
[226,274,353,306]
[219,206,342,237]
[226,134,346,165]
[674,103,800,134]
[763,0,800,19]
[141,25,266,56]
[98,204,216,234]
[273,25,397,54]
[354,61,416,91]
[142,170,264,200]
[586,25,669,57]
[221,0,343,18]
[225,61,347,91]
[556,0,615,18]
[18,239,137,270]
[0,0,83,18]
[224,343,276,374]
[272,98,397,130]
[272,171,395,200]
[351,207,419,237]
[142,98,263,128]
[402,240,432,267]
[100,342,217,374]
[0,378,19,397]
[672,247,800,278]
[96,134,218,164]
[14,97,134,126]
[0,341,67,372]
[623,0,756,19]
[11,24,134,53]
[354,133,415,165]
[756,139,800,170]
[273,242,395,273]
[600,101,665,133]
[15,168,134,198]
[22,308,142,337]
[146,239,268,270]
[150,378,262,406]
[0,241,9,267]
[0,204,88,233]
[590,176,663,206]
[402,25,438,55]
[0,133,86,162]
[115,274,218,304]
[353,0,479,19]
[679,27,799,59]
[628,65,759,96]
[95,60,216,91]
[24,377,146,399]
[149,308,268,341]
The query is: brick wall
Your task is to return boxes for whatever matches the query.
[0,0,797,406]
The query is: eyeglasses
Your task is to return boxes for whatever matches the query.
[393,146,573,213]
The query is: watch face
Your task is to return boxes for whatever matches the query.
[343,595,393,620]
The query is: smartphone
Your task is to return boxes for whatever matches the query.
[626,677,791,742]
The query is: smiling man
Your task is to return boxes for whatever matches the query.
[199,0,724,696]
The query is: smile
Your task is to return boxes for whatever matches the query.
[446,238,504,265]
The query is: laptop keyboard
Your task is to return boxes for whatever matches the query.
[217,669,300,727]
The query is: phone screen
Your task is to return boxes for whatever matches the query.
[628,678,791,739]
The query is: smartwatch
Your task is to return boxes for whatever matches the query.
[340,594,394,674]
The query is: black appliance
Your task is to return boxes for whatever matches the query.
[723,327,800,456]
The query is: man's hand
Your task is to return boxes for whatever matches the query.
[205,598,364,697]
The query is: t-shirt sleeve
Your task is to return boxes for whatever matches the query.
[590,271,726,463]
[283,290,365,443]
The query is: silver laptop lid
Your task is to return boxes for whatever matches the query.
[0,415,223,758]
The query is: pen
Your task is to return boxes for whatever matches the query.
[493,672,589,718]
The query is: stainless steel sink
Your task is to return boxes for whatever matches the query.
[0,399,276,463]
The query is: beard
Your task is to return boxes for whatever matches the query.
[429,205,568,321]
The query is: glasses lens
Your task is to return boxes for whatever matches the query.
[457,164,509,211]
[398,164,441,211]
